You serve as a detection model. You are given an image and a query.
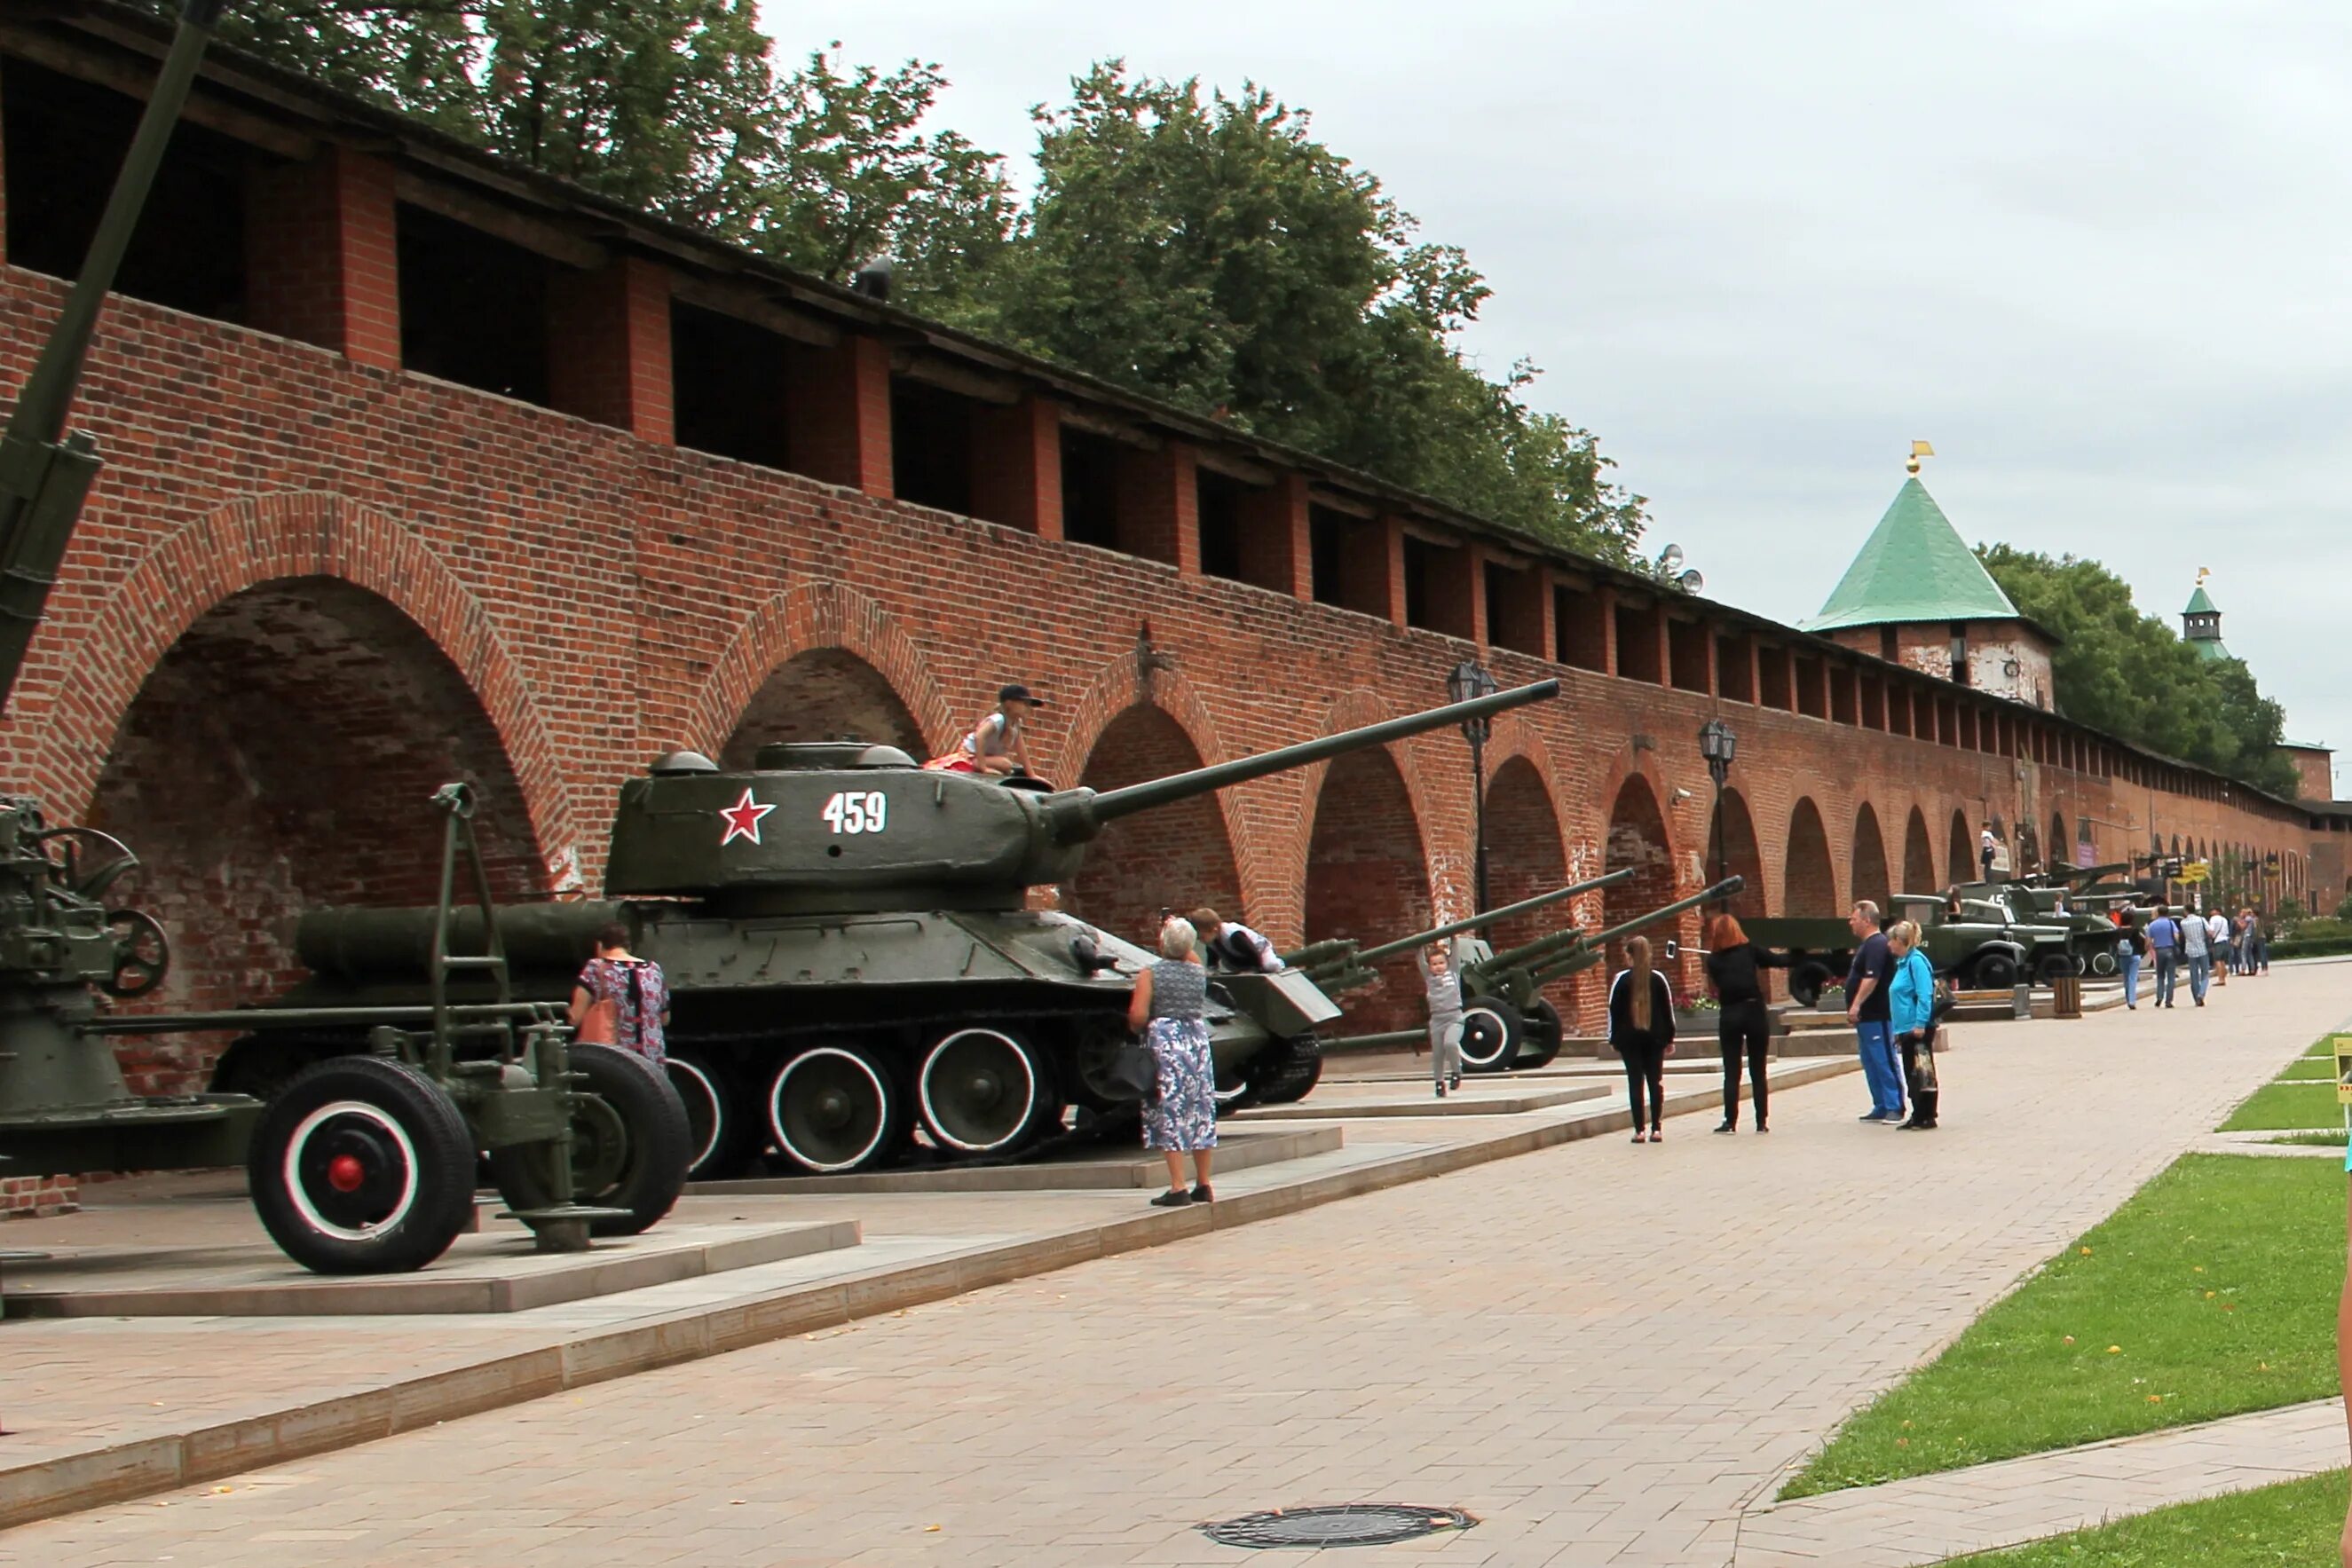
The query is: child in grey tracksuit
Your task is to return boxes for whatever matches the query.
[1417,942,1464,1097]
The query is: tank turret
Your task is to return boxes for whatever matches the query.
[250,680,1564,1178]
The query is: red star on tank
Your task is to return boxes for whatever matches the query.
[717,788,776,847]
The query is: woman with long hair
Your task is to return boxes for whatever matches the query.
[1701,912,1785,1133]
[1607,934,1677,1142]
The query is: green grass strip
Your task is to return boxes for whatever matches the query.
[1940,1470,2347,1565]
[1782,1154,2344,1498]
[2222,1081,2345,1131]
[2276,1059,2337,1081]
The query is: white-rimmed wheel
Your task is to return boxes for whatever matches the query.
[666,1052,757,1179]
[1457,997,1524,1076]
[249,1056,475,1274]
[768,1043,907,1175]
[2088,947,2119,977]
[916,1028,1055,1155]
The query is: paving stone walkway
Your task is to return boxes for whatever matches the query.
[1735,1396,2347,1565]
[7,965,2346,1565]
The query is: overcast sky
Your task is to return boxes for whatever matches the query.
[770,0,2351,793]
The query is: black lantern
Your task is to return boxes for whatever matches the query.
[1448,660,1497,911]
[1698,718,1736,905]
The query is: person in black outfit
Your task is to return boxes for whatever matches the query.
[1702,912,1786,1133]
[1607,934,1677,1143]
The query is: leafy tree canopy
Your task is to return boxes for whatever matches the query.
[1977,546,2301,799]
[147,4,1645,562]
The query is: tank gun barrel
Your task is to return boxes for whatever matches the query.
[1348,869,1634,967]
[0,1,226,717]
[1046,680,1559,844]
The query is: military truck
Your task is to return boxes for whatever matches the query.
[219,682,1564,1178]
[1747,893,2077,1005]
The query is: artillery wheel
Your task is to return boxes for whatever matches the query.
[249,1056,475,1275]
[1243,1036,1323,1105]
[1515,999,1567,1070]
[490,1044,691,1237]
[2088,948,2119,978]
[1972,952,2019,991]
[768,1043,907,1175]
[665,1052,758,1180]
[1213,1060,1259,1114]
[1457,997,1524,1076]
[917,1028,1057,1155]
[1788,961,1835,1010]
[2035,953,2075,985]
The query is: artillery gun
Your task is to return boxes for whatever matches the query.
[0,1,688,1273]
[225,681,1565,1178]
[1283,871,1637,998]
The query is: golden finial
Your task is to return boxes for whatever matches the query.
[1906,439,1935,477]
[2195,566,2211,586]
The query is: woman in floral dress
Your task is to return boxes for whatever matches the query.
[568,922,670,1064]
[1126,916,1217,1207]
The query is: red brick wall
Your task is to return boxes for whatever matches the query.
[0,262,2324,1153]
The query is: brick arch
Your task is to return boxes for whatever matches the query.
[1949,808,1975,885]
[1785,797,1838,916]
[687,579,957,764]
[1903,806,1938,895]
[2051,810,2071,871]
[1851,801,1891,910]
[32,491,578,874]
[1062,704,1246,949]
[1483,753,1569,949]
[1301,737,1436,1035]
[1268,687,1453,933]
[1705,785,1768,920]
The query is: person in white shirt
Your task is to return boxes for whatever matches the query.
[2205,909,2232,984]
[1189,909,1286,973]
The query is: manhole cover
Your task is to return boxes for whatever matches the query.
[1201,1503,1478,1548]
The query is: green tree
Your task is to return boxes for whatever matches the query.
[956,65,1646,562]
[1977,546,2301,798]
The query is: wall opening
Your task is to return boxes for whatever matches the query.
[1065,706,1243,947]
[1793,655,1826,718]
[1757,649,1792,711]
[719,647,927,768]
[90,579,544,1099]
[1715,634,1754,703]
[1303,749,1432,1036]
[1851,803,1890,910]
[1307,505,1350,608]
[1401,536,1440,633]
[1614,602,1661,684]
[889,377,975,515]
[1948,808,1974,884]
[1830,666,1859,725]
[1705,787,1768,920]
[398,202,552,406]
[1060,427,1121,548]
[1668,617,1711,694]
[1555,585,1607,672]
[1487,563,1543,658]
[1784,798,1836,916]
[670,300,791,469]
[1196,469,1247,583]
[1903,808,1937,896]
[4,56,252,322]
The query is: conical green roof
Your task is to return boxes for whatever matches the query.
[1801,477,2020,633]
[2184,585,2219,615]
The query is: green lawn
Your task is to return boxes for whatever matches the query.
[2277,1058,2337,1081]
[1782,1154,2345,1498]
[2222,1081,2347,1131]
[1941,1470,2347,1565]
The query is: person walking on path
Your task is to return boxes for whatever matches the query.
[2145,907,2183,1007]
[1607,934,1677,1143]
[2182,904,2212,1006]
[2250,910,2270,974]
[570,923,670,1063]
[1887,920,1940,1131]
[2112,907,2146,1009]
[1702,913,1785,1134]
[1417,942,1465,1099]
[2206,908,2232,986]
[1127,917,1217,1206]
[1846,901,1904,1123]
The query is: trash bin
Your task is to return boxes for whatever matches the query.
[2051,971,2083,1019]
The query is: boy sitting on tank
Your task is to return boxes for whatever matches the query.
[923,682,1043,776]
[1191,908,1287,973]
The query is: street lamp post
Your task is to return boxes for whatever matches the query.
[1698,717,1736,906]
[1447,660,1498,912]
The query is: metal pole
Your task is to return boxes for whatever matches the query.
[1471,726,1488,914]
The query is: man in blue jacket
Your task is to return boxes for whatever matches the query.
[2144,906,2182,1008]
[1846,901,1903,1123]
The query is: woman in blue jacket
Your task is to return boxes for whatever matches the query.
[1886,920,1940,1131]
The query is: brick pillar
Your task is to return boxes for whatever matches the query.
[1533,568,1559,662]
[972,396,1063,540]
[1597,587,1619,674]
[0,64,8,270]
[1355,516,1409,626]
[1238,472,1311,597]
[546,255,673,444]
[245,147,401,370]
[1116,442,1199,571]
[785,335,893,497]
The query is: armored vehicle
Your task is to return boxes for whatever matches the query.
[1952,863,2138,975]
[221,681,1563,1178]
[0,0,689,1275]
[1748,894,2076,1005]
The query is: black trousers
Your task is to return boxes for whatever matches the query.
[1898,1029,1940,1125]
[1718,999,1770,1127]
[1617,1041,1666,1130]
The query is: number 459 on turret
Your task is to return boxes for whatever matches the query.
[822,791,888,835]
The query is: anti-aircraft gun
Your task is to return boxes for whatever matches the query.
[236,681,1566,1178]
[0,1,688,1275]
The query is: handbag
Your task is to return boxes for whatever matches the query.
[1105,1034,1159,1102]
[575,997,620,1044]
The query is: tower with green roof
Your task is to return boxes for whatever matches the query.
[2182,576,2228,658]
[1802,461,2057,709]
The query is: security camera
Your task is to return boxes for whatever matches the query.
[1671,787,1694,802]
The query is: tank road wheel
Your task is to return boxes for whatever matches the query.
[1788,961,1834,1010]
[2035,953,2075,985]
[1457,997,1524,1076]
[665,1052,757,1180]
[249,1056,475,1274]
[1243,1036,1324,1105]
[1972,951,2019,992]
[768,1044,907,1175]
[490,1044,692,1237]
[1515,999,1567,1071]
[1212,1060,1259,1114]
[916,1028,1056,1156]
[2089,948,2119,978]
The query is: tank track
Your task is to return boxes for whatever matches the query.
[1244,1036,1323,1104]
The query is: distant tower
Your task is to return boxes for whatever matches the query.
[2182,568,2229,659]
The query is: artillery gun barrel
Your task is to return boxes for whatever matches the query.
[1282,937,1360,972]
[1482,876,1745,977]
[1049,680,1559,841]
[1348,869,1635,968]
[0,0,226,716]
[1581,878,1745,952]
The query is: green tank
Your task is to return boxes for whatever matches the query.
[225,680,1562,1177]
